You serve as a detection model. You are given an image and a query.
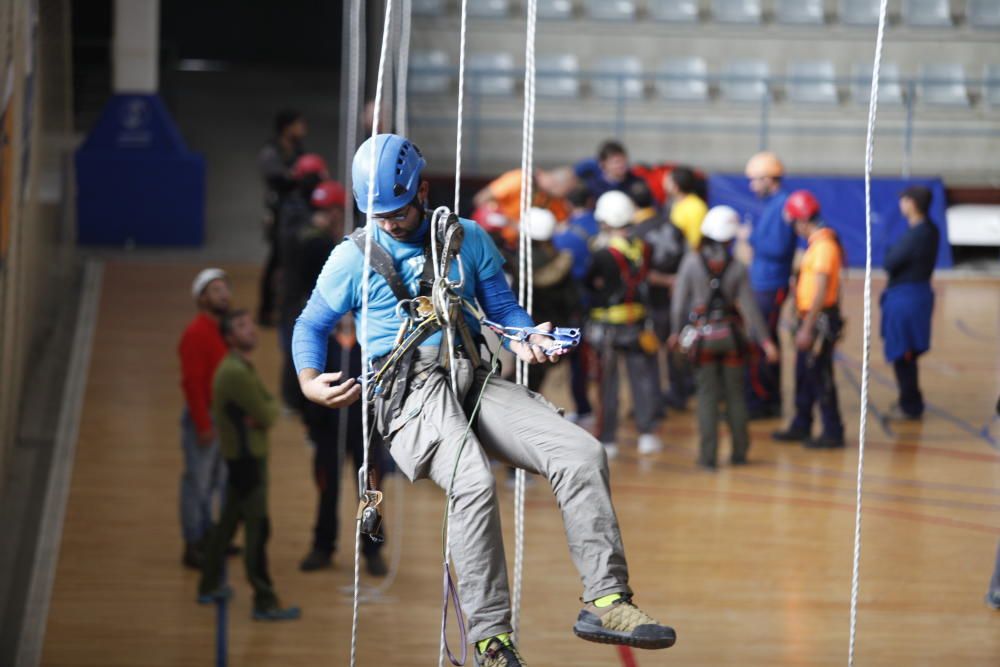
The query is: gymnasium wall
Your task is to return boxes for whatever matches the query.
[0,0,75,481]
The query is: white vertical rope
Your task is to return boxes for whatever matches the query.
[512,0,537,644]
[352,3,394,667]
[453,0,469,213]
[849,1,888,666]
[396,0,412,136]
[343,0,363,234]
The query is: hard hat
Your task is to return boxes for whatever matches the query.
[784,190,821,221]
[311,180,347,210]
[525,207,557,242]
[744,151,785,179]
[292,153,329,180]
[352,134,426,215]
[700,206,741,243]
[191,268,227,300]
[594,190,636,229]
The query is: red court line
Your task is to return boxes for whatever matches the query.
[616,645,638,667]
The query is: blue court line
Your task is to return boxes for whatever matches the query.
[216,562,228,667]
[836,351,999,451]
[955,318,998,343]
[834,358,895,438]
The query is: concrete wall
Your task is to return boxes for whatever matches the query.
[0,0,76,481]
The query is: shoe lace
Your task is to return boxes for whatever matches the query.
[601,597,660,632]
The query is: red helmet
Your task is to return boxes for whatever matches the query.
[311,180,346,210]
[292,153,329,180]
[784,189,821,221]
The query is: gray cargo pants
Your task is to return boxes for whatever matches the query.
[376,347,631,643]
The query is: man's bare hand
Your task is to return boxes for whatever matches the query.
[300,370,362,408]
[510,322,563,365]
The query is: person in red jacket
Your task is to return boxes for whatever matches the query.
[178,268,231,569]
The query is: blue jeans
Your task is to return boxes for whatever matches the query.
[179,409,226,544]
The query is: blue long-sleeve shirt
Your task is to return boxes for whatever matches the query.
[748,190,796,292]
[292,218,533,373]
[884,219,939,288]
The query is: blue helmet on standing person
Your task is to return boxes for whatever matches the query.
[351,133,427,214]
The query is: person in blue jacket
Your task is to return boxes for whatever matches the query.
[743,151,796,420]
[292,134,676,666]
[573,139,645,200]
[880,185,940,420]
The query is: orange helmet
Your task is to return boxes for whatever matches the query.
[744,151,784,179]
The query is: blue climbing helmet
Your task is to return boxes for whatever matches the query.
[351,133,427,215]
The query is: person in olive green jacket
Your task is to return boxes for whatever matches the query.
[197,309,300,621]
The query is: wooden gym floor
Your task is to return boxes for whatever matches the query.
[40,260,999,666]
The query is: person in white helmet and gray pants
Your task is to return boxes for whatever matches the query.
[585,191,663,459]
[670,207,779,469]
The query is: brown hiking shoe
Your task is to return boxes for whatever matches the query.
[474,637,526,667]
[573,596,676,649]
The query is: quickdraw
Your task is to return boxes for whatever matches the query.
[479,318,581,356]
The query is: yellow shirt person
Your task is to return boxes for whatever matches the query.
[670,193,708,249]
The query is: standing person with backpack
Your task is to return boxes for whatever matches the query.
[585,191,663,458]
[670,206,779,469]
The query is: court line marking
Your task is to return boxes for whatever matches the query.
[836,352,999,451]
[15,259,104,667]
[955,318,997,343]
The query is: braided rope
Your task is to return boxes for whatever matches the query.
[512,0,537,643]
[352,3,394,666]
[849,1,888,665]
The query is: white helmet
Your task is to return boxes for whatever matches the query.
[191,268,227,300]
[700,206,741,243]
[525,207,557,242]
[594,190,636,229]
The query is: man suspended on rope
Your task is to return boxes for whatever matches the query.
[292,134,676,666]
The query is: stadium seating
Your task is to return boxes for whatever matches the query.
[901,0,953,27]
[469,0,510,19]
[409,50,451,95]
[468,52,516,96]
[775,0,825,25]
[592,56,644,100]
[648,0,700,23]
[850,62,905,106]
[655,57,709,101]
[721,59,769,102]
[839,0,880,26]
[584,0,636,21]
[918,63,969,106]
[968,0,1000,29]
[536,54,580,98]
[786,61,839,105]
[711,0,762,24]
[537,0,573,20]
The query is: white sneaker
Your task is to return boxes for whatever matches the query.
[602,442,619,460]
[637,433,663,455]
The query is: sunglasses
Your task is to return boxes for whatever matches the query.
[373,203,412,223]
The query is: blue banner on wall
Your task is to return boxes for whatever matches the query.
[707,174,952,269]
[76,94,205,246]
